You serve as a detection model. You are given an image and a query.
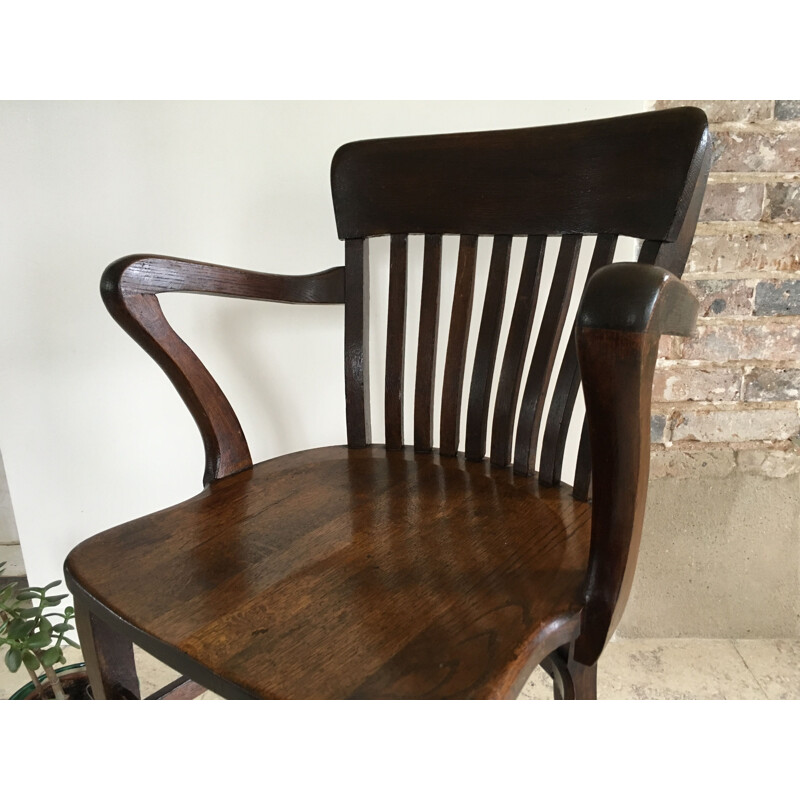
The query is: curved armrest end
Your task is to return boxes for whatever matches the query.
[578,262,698,338]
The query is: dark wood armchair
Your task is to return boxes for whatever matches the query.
[64,107,711,699]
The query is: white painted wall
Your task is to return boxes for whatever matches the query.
[0,101,643,586]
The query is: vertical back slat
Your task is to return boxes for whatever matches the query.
[414,234,442,452]
[344,238,371,447]
[539,234,618,485]
[439,234,478,457]
[385,234,408,449]
[513,234,582,475]
[489,235,547,467]
[465,235,512,461]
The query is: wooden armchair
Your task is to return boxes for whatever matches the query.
[64,107,711,699]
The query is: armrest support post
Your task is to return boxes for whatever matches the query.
[573,262,698,665]
[101,254,345,485]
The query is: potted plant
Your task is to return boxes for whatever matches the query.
[0,562,88,700]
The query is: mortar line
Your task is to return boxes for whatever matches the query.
[708,172,800,183]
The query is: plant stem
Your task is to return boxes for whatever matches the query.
[36,652,67,700]
[24,663,45,699]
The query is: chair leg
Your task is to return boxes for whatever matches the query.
[74,598,141,699]
[542,643,597,700]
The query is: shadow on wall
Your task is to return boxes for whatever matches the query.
[0,449,25,579]
[0,450,19,546]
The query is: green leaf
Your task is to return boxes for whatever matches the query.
[64,606,74,616]
[4,647,22,673]
[7,618,36,639]
[39,618,53,637]
[41,580,62,592]
[51,622,73,634]
[63,637,80,649]
[15,589,40,601]
[18,607,40,619]
[40,647,62,667]
[41,594,69,607]
[26,631,52,649]
[22,650,40,671]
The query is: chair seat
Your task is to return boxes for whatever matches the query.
[66,446,593,699]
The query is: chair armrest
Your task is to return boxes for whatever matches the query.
[577,261,699,337]
[101,254,345,485]
[573,262,698,665]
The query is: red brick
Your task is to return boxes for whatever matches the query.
[668,407,799,443]
[711,130,800,172]
[688,279,753,317]
[700,183,764,222]
[688,233,800,274]
[763,183,800,222]
[680,320,800,361]
[775,101,800,121]
[652,365,742,402]
[658,335,681,360]
[753,279,800,315]
[743,368,800,401]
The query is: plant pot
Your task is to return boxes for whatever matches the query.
[9,663,91,700]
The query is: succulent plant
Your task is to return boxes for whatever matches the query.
[0,562,79,699]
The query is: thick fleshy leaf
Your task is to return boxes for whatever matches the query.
[7,618,36,639]
[15,589,40,601]
[42,595,69,607]
[4,647,22,672]
[40,647,62,667]
[39,618,53,637]
[18,607,40,619]
[42,580,62,592]
[51,622,73,634]
[22,650,40,671]
[26,631,52,649]
[63,637,80,649]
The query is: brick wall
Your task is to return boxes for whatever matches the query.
[649,100,800,479]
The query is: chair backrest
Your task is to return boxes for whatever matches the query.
[330,108,711,491]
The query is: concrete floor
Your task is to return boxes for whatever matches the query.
[2,638,798,699]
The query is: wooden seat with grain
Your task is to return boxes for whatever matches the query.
[64,108,711,699]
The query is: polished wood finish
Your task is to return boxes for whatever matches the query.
[67,447,589,699]
[345,238,370,448]
[413,234,442,453]
[465,235,512,461]
[101,255,344,485]
[385,235,408,450]
[539,234,618,486]
[574,262,700,664]
[541,642,597,700]
[490,235,546,468]
[66,108,710,699]
[331,109,708,240]
[439,235,478,457]
[513,234,582,476]
[145,676,206,700]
